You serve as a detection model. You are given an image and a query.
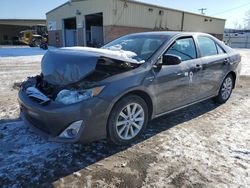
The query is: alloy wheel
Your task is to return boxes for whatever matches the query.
[221,77,233,100]
[115,103,145,140]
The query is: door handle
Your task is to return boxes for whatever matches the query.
[194,64,202,71]
[223,58,229,65]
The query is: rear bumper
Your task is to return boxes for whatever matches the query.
[18,89,111,143]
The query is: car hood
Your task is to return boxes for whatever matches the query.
[41,48,142,86]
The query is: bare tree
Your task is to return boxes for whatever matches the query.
[244,10,250,29]
[233,21,243,30]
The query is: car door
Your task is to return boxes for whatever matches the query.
[151,36,202,115]
[195,36,229,98]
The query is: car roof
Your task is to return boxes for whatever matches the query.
[127,31,209,37]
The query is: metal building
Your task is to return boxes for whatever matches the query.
[224,32,250,48]
[46,0,226,47]
[0,19,46,45]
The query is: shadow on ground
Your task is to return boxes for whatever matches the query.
[0,97,220,187]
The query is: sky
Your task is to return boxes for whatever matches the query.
[0,0,250,29]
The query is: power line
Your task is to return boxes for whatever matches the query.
[211,2,250,16]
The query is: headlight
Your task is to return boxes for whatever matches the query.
[55,86,105,105]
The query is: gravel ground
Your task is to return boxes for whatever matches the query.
[0,49,250,187]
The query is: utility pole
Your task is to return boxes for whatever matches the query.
[198,8,207,15]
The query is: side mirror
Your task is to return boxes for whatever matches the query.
[162,54,181,65]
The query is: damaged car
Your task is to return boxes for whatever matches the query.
[19,32,241,145]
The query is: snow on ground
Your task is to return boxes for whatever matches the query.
[0,48,250,187]
[0,46,56,57]
[0,47,46,57]
[236,48,250,75]
[0,55,42,119]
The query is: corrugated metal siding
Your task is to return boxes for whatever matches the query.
[110,0,225,34]
[183,13,225,34]
[224,34,250,48]
[46,0,113,30]
[47,0,225,34]
[0,19,46,26]
[112,0,183,30]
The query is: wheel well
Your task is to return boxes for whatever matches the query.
[228,71,236,89]
[120,90,153,120]
[106,90,154,139]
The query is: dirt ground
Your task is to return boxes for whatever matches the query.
[0,49,250,187]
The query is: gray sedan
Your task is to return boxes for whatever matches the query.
[18,32,241,145]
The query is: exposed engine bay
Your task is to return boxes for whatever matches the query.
[21,48,141,105]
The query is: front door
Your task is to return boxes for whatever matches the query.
[152,37,201,115]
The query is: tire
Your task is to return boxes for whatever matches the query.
[40,43,48,50]
[32,38,42,47]
[107,95,149,146]
[214,74,234,104]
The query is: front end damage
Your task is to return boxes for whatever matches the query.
[22,48,140,105]
[19,48,142,143]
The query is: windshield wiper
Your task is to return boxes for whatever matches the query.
[170,49,194,60]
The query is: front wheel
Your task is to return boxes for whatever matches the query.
[31,38,42,47]
[214,74,234,104]
[107,95,148,146]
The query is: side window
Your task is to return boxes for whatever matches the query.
[197,36,218,57]
[216,44,226,54]
[165,37,197,61]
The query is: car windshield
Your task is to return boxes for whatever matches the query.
[102,34,170,62]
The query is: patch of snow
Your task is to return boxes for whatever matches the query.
[0,47,54,57]
[236,48,250,76]
[0,118,109,187]
[0,120,77,186]
[63,46,145,64]
[73,172,82,177]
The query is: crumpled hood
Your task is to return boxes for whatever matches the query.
[41,47,142,86]
[63,47,141,64]
[41,49,100,85]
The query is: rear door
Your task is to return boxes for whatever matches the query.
[195,36,229,98]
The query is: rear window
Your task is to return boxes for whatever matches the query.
[197,36,218,57]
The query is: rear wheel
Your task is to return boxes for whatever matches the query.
[107,95,148,146]
[31,38,42,47]
[214,74,234,104]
